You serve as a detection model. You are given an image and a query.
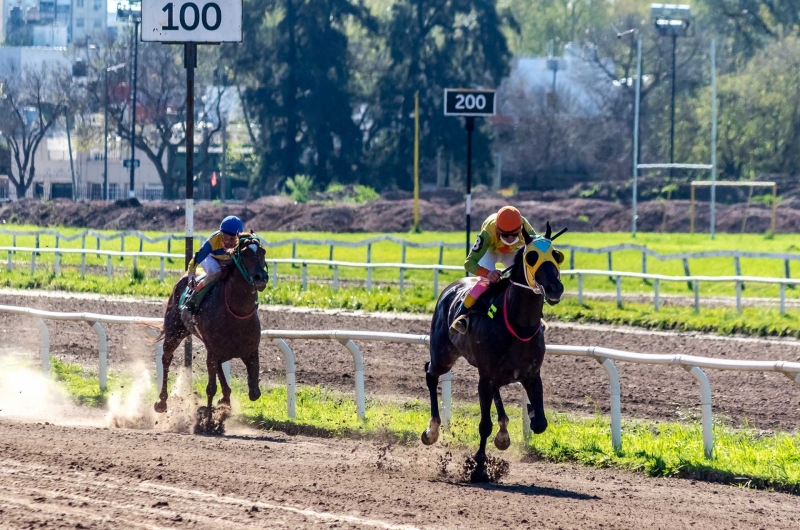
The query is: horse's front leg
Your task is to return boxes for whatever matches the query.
[242,352,261,402]
[493,389,511,451]
[475,377,495,461]
[522,373,548,435]
[217,358,232,409]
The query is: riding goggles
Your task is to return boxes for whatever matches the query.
[498,227,521,245]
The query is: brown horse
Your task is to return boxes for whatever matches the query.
[154,233,268,426]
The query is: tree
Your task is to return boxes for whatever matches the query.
[0,65,66,199]
[229,0,374,194]
[90,39,188,198]
[688,37,800,180]
[704,0,800,58]
[365,0,515,191]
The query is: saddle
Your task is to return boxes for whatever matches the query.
[178,274,219,314]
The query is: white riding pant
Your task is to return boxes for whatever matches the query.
[478,250,516,272]
[199,255,222,279]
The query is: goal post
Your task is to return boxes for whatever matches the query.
[690,181,777,234]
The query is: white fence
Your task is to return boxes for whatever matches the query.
[4,230,800,278]
[3,245,799,314]
[2,304,800,459]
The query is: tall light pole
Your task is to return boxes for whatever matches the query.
[117,3,141,199]
[651,4,691,180]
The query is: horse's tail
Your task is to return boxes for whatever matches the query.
[135,321,165,343]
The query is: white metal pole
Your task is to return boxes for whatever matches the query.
[710,39,718,240]
[632,38,642,238]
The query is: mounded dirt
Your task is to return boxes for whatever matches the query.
[3,418,799,529]
[2,292,799,432]
[0,194,793,233]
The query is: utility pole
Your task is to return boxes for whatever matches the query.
[129,18,140,199]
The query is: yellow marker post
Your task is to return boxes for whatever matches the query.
[413,91,420,231]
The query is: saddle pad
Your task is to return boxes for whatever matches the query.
[178,275,217,312]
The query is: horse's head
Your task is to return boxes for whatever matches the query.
[233,232,269,292]
[520,221,566,306]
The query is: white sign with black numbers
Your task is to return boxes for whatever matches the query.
[142,0,242,43]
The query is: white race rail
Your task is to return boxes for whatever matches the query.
[4,246,800,313]
[2,304,800,460]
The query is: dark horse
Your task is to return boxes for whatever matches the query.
[422,223,566,469]
[154,233,269,427]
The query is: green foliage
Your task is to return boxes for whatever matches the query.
[689,37,800,180]
[54,362,800,492]
[51,358,109,407]
[366,0,512,191]
[285,175,315,203]
[325,182,345,194]
[578,184,602,199]
[353,184,379,203]
[130,265,146,284]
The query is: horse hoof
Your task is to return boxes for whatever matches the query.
[494,431,511,451]
[154,401,167,414]
[248,388,261,402]
[421,429,438,446]
[531,417,548,435]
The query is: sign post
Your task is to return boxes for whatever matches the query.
[142,0,242,380]
[444,88,496,255]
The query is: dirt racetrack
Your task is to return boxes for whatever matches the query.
[1,291,799,432]
[2,418,800,530]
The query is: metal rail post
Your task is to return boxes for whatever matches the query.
[35,318,50,376]
[89,322,108,391]
[684,365,714,459]
[597,356,622,451]
[272,339,297,418]
[339,339,366,419]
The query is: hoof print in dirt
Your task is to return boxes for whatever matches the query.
[460,455,510,484]
[194,406,231,436]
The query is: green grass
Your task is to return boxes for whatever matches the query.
[3,269,800,337]
[3,225,800,300]
[51,360,800,493]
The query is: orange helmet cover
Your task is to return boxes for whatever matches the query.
[496,206,522,232]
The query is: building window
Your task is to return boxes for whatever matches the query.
[77,0,84,7]
[94,0,102,11]
[93,19,102,28]
[108,183,119,200]
[76,18,84,28]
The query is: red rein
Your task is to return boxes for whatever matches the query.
[502,288,541,342]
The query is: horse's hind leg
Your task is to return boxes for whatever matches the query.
[493,390,511,451]
[522,374,548,435]
[217,358,232,408]
[154,332,185,413]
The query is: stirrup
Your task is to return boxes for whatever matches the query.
[451,315,469,334]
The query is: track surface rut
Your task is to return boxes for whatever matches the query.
[1,419,798,529]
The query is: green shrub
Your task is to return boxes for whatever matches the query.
[285,175,315,203]
[353,185,379,203]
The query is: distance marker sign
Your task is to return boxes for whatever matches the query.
[443,89,496,117]
[142,0,242,42]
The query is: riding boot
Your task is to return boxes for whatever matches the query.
[184,280,204,314]
[450,301,470,335]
